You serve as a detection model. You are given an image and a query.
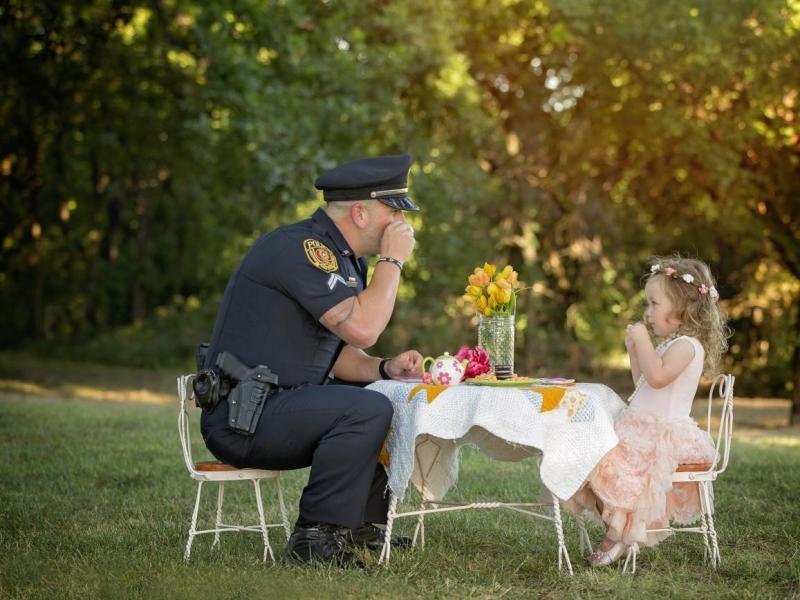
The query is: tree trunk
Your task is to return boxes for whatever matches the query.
[791,305,800,426]
[131,191,149,321]
[25,126,44,338]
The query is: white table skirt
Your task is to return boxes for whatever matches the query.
[366,381,626,501]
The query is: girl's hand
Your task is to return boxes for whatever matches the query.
[625,323,648,351]
[625,324,635,351]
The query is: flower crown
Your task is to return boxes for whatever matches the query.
[650,263,719,301]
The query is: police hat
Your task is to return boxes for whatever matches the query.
[314,154,419,211]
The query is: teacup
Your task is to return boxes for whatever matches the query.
[422,352,468,385]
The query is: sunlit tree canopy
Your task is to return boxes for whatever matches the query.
[1,0,798,419]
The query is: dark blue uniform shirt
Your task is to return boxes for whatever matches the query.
[204,208,368,386]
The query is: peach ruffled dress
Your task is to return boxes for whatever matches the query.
[566,336,716,547]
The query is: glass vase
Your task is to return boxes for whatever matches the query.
[477,314,515,379]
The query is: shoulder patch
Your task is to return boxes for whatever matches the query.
[303,239,338,273]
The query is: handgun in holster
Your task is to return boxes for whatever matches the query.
[216,351,279,435]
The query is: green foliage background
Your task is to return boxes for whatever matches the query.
[2,0,798,408]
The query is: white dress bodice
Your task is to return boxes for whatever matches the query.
[628,336,704,420]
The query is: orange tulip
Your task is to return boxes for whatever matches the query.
[469,270,490,287]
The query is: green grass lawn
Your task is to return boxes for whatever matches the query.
[1,386,798,599]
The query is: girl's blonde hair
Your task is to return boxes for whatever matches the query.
[643,254,732,375]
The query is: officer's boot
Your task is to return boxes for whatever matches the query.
[283,523,364,568]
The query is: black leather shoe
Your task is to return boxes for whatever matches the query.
[347,523,413,551]
[283,524,364,567]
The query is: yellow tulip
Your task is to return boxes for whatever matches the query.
[466,262,523,317]
[490,285,511,306]
[465,285,482,297]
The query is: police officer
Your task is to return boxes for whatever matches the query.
[200,154,422,566]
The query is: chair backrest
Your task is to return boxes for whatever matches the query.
[177,374,199,476]
[705,373,735,475]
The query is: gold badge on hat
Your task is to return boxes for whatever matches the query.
[303,239,338,273]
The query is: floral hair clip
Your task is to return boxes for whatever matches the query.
[650,263,719,301]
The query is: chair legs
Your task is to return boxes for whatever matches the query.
[183,476,288,563]
[275,477,291,541]
[699,481,720,567]
[252,479,275,563]
[213,482,225,549]
[622,543,639,573]
[698,485,713,565]
[184,480,205,561]
[577,515,593,556]
[618,481,719,574]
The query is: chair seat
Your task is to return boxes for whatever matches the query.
[195,460,238,472]
[192,460,281,481]
[676,462,713,473]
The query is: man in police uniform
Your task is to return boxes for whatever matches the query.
[200,154,421,566]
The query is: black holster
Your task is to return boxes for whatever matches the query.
[216,351,279,436]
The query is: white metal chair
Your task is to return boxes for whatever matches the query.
[177,374,291,562]
[621,373,736,573]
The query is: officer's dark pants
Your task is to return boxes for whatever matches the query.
[201,385,393,529]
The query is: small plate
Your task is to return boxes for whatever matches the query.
[463,378,538,387]
[462,377,576,387]
[534,377,575,385]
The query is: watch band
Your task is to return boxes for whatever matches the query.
[376,256,403,271]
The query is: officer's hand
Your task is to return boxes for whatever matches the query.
[380,221,416,263]
[386,350,424,380]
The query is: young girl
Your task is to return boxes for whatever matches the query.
[566,255,731,566]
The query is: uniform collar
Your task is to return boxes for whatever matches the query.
[311,208,356,258]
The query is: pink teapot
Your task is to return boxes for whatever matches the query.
[421,352,468,385]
